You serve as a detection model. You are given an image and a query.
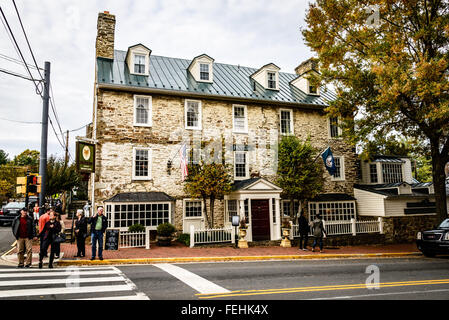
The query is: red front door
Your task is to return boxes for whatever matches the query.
[251,199,270,241]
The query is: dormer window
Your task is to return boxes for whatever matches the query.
[134,54,146,74]
[250,63,280,91]
[309,83,317,94]
[267,72,276,89]
[200,63,210,81]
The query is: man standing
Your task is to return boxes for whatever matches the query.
[298,210,310,251]
[88,206,107,260]
[12,208,37,268]
[83,201,91,218]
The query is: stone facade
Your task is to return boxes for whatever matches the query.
[90,88,357,231]
[382,215,438,244]
[95,12,115,60]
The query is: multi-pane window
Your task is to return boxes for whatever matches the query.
[272,199,277,224]
[329,117,340,138]
[308,202,356,222]
[309,84,318,94]
[185,201,202,217]
[370,164,378,183]
[382,163,403,183]
[244,199,249,223]
[234,152,248,179]
[134,54,146,74]
[134,96,151,126]
[267,72,276,89]
[332,157,344,180]
[200,63,210,81]
[233,105,247,133]
[280,110,293,135]
[108,203,170,229]
[226,200,238,223]
[185,100,201,129]
[282,200,300,217]
[133,148,151,179]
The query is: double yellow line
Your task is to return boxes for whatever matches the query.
[196,278,449,299]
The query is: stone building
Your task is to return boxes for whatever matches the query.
[87,12,358,242]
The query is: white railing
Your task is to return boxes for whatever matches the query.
[190,225,235,248]
[291,218,383,238]
[118,227,151,249]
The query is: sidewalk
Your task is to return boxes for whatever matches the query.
[2,241,421,267]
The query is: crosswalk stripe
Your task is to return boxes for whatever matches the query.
[72,294,150,300]
[0,267,115,273]
[0,270,117,278]
[155,263,230,294]
[0,276,126,287]
[0,284,134,298]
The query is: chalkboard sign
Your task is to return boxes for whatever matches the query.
[105,229,119,250]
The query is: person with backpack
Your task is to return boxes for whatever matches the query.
[311,213,327,253]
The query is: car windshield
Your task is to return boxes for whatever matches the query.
[4,202,25,208]
[438,219,449,229]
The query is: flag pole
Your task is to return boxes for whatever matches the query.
[313,146,329,163]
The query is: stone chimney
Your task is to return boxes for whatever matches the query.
[96,11,116,60]
[294,58,318,76]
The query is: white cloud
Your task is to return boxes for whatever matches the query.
[0,0,314,160]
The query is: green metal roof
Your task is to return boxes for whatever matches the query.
[96,50,337,106]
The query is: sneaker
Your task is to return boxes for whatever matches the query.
[17,265,24,268]
[99,257,104,261]
[320,250,324,253]
[311,248,315,252]
[38,262,43,269]
[90,257,95,261]
[48,264,53,269]
[25,264,31,268]
[303,248,308,251]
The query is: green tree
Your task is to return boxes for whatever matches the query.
[13,149,40,171]
[184,161,233,228]
[0,165,27,201]
[46,156,80,207]
[303,0,449,222]
[276,136,324,220]
[0,150,9,166]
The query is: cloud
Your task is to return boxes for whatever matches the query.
[0,0,313,160]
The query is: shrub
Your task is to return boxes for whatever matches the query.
[128,224,145,233]
[157,223,176,237]
[177,233,190,247]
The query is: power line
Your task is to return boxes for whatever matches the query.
[11,0,43,80]
[0,116,41,124]
[0,66,36,81]
[0,52,42,70]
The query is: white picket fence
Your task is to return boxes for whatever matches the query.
[189,225,235,248]
[291,218,383,238]
[116,227,151,249]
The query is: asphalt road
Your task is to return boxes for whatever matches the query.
[0,225,14,254]
[118,257,449,300]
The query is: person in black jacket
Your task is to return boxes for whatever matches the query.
[74,209,87,257]
[297,210,310,251]
[38,211,61,269]
[11,208,37,268]
[88,206,108,261]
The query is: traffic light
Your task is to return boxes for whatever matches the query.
[27,174,41,195]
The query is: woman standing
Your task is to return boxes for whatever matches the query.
[53,212,65,259]
[38,211,61,268]
[74,209,87,257]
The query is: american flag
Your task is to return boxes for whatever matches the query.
[180,144,189,181]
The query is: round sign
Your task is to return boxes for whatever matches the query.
[82,146,91,161]
[326,155,333,167]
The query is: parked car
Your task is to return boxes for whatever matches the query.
[0,202,26,226]
[416,219,449,257]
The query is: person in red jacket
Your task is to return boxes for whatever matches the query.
[38,211,61,269]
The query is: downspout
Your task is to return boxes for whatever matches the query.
[91,84,98,211]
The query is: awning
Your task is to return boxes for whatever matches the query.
[105,192,175,203]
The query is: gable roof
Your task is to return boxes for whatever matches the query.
[124,43,152,61]
[97,50,337,107]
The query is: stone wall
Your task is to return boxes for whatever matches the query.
[96,12,115,60]
[382,215,438,243]
[90,88,357,228]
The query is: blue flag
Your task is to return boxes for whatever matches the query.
[321,147,337,176]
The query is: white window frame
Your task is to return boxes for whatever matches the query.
[225,199,239,224]
[307,79,320,95]
[279,109,294,135]
[183,199,204,219]
[133,95,152,127]
[199,63,210,81]
[234,151,249,180]
[232,104,248,134]
[331,156,346,181]
[328,117,342,139]
[129,50,150,76]
[266,71,278,90]
[184,99,202,130]
[133,54,146,75]
[132,147,152,181]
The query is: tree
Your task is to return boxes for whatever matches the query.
[0,150,9,166]
[184,161,233,228]
[0,165,27,202]
[303,0,449,222]
[46,156,80,209]
[276,136,324,220]
[13,149,39,171]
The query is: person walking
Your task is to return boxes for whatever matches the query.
[38,211,61,269]
[38,207,51,258]
[311,213,327,253]
[298,210,310,251]
[12,208,37,268]
[88,206,108,261]
[74,209,87,257]
[33,203,40,227]
[53,212,65,259]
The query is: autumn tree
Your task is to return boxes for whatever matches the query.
[0,150,9,166]
[276,136,324,220]
[13,149,40,171]
[303,0,449,222]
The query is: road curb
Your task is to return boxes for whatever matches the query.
[57,252,422,266]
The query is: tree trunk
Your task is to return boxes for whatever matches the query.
[203,197,210,229]
[210,197,215,228]
[430,140,448,223]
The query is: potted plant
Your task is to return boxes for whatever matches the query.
[157,222,176,246]
[280,218,292,247]
[239,217,248,238]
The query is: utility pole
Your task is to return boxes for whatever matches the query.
[64,130,69,166]
[38,61,50,217]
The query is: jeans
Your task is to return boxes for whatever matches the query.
[298,233,308,249]
[91,230,104,258]
[312,237,323,250]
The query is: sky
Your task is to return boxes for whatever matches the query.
[0,0,313,161]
